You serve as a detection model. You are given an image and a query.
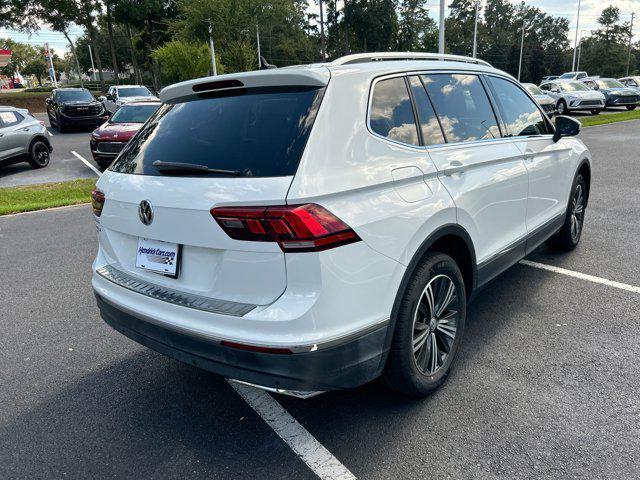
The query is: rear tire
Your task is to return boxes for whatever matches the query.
[382,252,466,397]
[28,140,50,169]
[626,105,637,111]
[590,109,602,115]
[546,173,586,251]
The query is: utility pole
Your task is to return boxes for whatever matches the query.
[518,18,526,81]
[572,0,582,72]
[438,0,446,55]
[472,0,480,58]
[208,22,217,76]
[88,44,96,81]
[256,22,261,68]
[626,12,635,77]
[576,29,588,72]
[319,0,326,61]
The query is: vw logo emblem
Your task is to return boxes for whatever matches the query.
[138,200,154,225]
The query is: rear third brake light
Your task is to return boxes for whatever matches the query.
[211,204,361,252]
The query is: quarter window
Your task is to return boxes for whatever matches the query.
[487,76,552,137]
[421,74,500,143]
[0,111,23,127]
[370,77,419,146]
[407,76,445,146]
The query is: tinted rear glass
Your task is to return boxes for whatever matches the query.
[110,86,325,177]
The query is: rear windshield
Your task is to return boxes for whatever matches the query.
[110,86,325,177]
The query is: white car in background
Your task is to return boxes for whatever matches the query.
[91,53,592,398]
[540,80,605,115]
[523,83,556,116]
[619,76,640,93]
[100,85,158,114]
[558,71,589,81]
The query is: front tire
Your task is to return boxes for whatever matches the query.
[590,109,602,115]
[382,252,466,397]
[626,105,637,111]
[546,173,586,251]
[557,100,568,115]
[28,140,50,169]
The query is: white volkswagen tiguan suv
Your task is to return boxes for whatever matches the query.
[92,53,591,397]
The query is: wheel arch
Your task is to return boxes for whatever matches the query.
[29,134,52,153]
[379,224,477,370]
[577,158,591,206]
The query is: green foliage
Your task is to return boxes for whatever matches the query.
[580,6,634,78]
[152,40,218,84]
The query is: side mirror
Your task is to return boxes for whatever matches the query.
[45,98,52,105]
[553,115,581,143]
[98,96,106,103]
[106,94,114,101]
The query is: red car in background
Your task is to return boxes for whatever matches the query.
[90,101,160,170]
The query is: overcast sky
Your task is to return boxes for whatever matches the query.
[1,0,639,56]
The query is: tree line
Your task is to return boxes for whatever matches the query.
[1,0,638,92]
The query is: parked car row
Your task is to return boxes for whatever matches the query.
[536,71,640,115]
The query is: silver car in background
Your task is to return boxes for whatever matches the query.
[523,83,556,116]
[618,76,640,94]
[540,80,605,115]
[0,106,52,169]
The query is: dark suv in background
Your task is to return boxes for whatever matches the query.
[46,88,108,132]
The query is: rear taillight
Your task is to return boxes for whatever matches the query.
[211,203,361,252]
[91,189,105,217]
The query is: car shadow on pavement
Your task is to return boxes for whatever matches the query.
[0,351,313,479]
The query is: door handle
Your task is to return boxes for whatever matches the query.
[443,160,465,176]
[523,152,535,161]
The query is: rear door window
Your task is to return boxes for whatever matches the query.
[421,74,500,143]
[110,86,325,177]
[407,76,445,146]
[369,77,419,146]
[486,76,552,136]
[0,111,23,127]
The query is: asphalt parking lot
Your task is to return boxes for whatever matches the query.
[1,121,639,479]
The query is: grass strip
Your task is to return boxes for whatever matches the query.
[579,109,640,127]
[0,178,96,215]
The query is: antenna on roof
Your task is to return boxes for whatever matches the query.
[259,56,277,70]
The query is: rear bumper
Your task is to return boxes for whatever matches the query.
[95,293,390,392]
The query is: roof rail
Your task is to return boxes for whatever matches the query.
[330,52,492,68]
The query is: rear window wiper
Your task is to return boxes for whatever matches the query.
[152,160,240,176]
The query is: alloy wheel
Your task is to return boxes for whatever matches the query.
[570,183,584,242]
[412,274,460,375]
[33,143,49,166]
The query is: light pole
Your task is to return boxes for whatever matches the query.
[208,22,217,76]
[576,29,589,72]
[626,12,635,77]
[472,1,480,58]
[319,0,326,62]
[572,0,582,72]
[518,18,526,81]
[439,0,446,55]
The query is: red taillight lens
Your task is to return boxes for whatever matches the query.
[211,204,361,252]
[91,189,105,217]
[220,340,292,355]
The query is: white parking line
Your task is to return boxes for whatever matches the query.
[520,260,640,294]
[71,151,101,177]
[229,381,356,480]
